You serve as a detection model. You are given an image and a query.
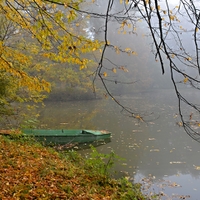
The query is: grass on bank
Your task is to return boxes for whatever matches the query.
[0,134,147,200]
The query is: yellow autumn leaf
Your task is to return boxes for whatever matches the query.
[115,46,120,54]
[121,21,127,28]
[120,0,123,4]
[64,3,68,7]
[103,72,107,77]
[119,66,129,72]
[80,65,85,70]
[186,57,192,61]
[170,15,175,20]
[157,5,160,10]
[112,68,117,73]
[132,51,137,55]
[183,77,188,83]
[125,47,131,52]
[171,54,175,58]
[196,28,199,32]
[135,115,143,122]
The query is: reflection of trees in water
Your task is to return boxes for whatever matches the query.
[38,100,107,129]
[99,93,200,183]
[39,94,200,186]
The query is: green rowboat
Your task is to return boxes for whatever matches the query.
[22,129,111,145]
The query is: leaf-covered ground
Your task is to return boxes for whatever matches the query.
[0,135,146,199]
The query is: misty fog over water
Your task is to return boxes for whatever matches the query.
[38,1,200,199]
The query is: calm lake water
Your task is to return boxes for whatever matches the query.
[39,88,200,199]
[32,1,200,199]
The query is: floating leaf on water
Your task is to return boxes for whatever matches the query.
[150,149,160,152]
[170,161,186,164]
[194,165,200,170]
[132,130,142,132]
[148,138,156,141]
[169,182,181,187]
[122,163,127,166]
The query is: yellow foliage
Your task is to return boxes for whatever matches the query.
[80,65,85,70]
[183,77,188,83]
[103,72,108,77]
[134,115,144,122]
[125,47,131,52]
[0,0,103,115]
[112,68,117,73]
[169,15,175,21]
[115,46,120,54]
[119,66,128,72]
[171,54,175,58]
[132,51,137,55]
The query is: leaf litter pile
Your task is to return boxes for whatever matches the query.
[0,135,145,199]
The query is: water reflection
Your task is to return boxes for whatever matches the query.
[39,89,200,199]
[53,138,111,151]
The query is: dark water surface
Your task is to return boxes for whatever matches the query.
[39,89,200,199]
